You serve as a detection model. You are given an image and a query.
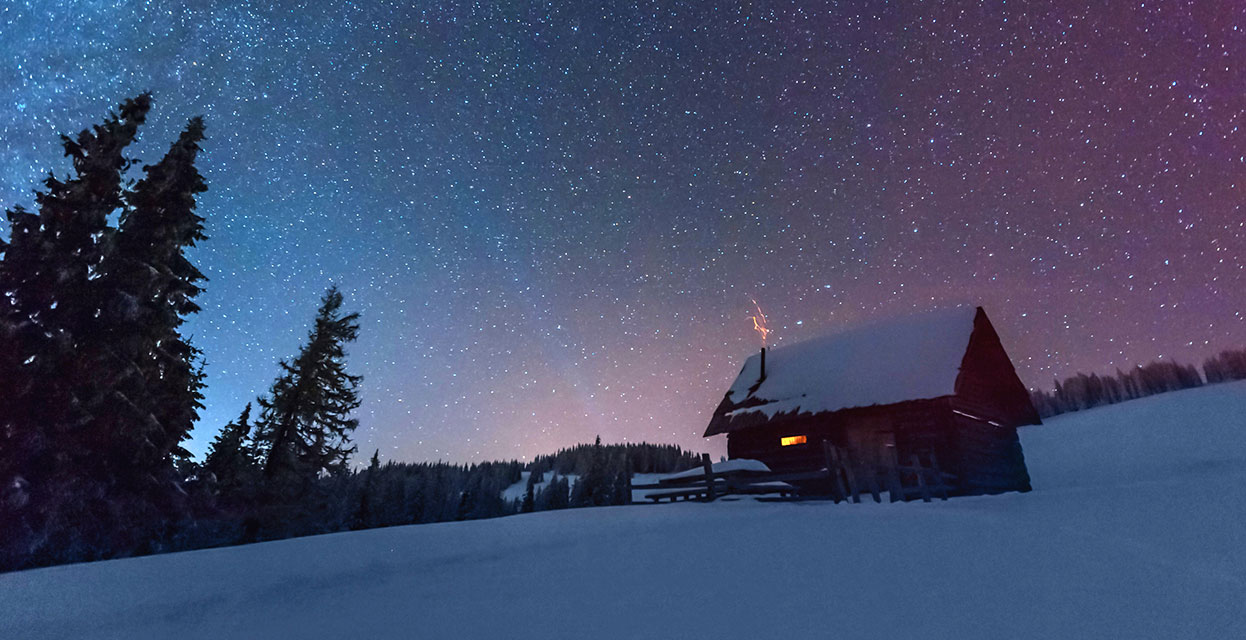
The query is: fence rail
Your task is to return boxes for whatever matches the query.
[634,446,956,504]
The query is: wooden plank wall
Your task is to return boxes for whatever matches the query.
[948,412,1032,493]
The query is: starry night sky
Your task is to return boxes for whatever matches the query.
[1,1,1242,464]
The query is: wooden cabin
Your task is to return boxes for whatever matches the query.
[703,306,1038,497]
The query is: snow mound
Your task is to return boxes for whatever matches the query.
[659,458,770,481]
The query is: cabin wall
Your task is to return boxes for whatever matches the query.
[948,412,1032,494]
[725,400,957,476]
[889,398,955,469]
[725,398,1031,496]
[726,415,831,473]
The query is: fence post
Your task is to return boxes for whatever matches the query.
[842,450,861,503]
[927,452,948,501]
[866,463,882,503]
[910,454,932,503]
[823,440,847,502]
[884,444,903,503]
[701,453,716,501]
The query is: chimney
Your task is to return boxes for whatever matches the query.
[747,347,768,395]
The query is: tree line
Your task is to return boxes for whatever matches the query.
[529,441,701,477]
[1028,348,1246,418]
[0,96,704,571]
[190,436,700,545]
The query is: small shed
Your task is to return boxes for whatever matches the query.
[704,306,1038,497]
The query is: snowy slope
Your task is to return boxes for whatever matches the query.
[500,471,579,502]
[3,381,1245,639]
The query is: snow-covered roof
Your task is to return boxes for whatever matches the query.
[707,306,980,434]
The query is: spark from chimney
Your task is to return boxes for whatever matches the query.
[749,298,772,347]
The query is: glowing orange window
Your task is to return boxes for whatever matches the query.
[780,435,807,447]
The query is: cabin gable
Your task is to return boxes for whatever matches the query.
[952,308,1042,426]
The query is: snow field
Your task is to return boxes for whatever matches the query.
[3,380,1245,639]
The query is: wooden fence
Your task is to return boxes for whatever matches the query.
[634,446,955,504]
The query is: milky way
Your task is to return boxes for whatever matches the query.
[1,1,1242,463]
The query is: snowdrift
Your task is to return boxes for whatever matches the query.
[3,381,1245,639]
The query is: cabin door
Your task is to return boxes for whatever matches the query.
[841,415,896,473]
[851,429,895,472]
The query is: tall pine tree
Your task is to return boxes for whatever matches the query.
[105,117,209,473]
[0,96,212,569]
[0,96,153,568]
[253,286,363,490]
[84,116,209,527]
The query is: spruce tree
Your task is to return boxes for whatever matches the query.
[81,116,209,531]
[520,471,537,513]
[253,286,363,491]
[203,404,254,491]
[542,474,570,510]
[610,457,631,506]
[0,95,153,568]
[351,450,381,530]
[102,117,209,473]
[0,205,41,410]
[0,206,43,517]
[572,435,610,507]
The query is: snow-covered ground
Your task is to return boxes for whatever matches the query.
[4,381,1245,639]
